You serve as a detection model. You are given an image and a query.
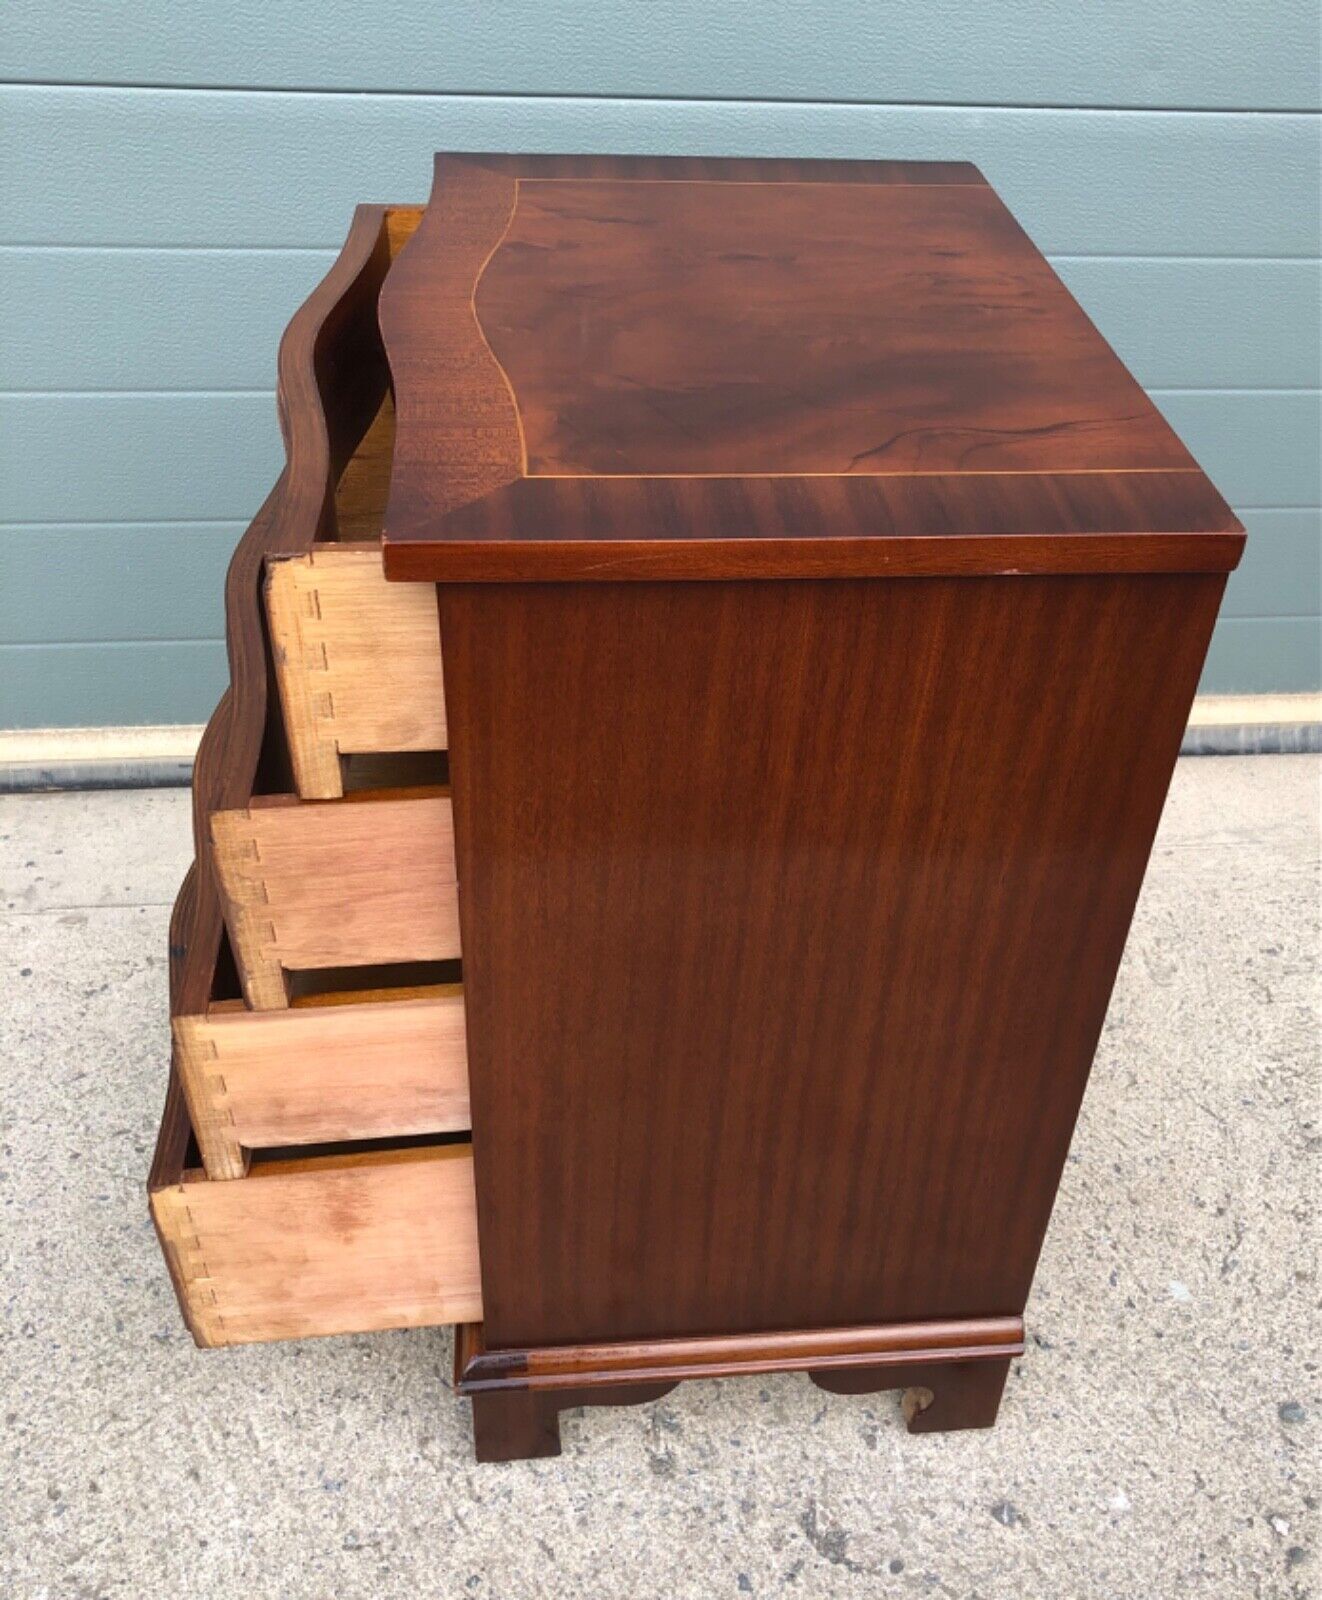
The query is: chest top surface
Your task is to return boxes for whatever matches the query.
[380,154,1241,581]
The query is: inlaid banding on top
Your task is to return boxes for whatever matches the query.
[379,156,525,523]
[379,152,1241,581]
[476,177,1189,479]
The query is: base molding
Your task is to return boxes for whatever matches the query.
[455,1319,1022,1461]
[454,1314,1023,1395]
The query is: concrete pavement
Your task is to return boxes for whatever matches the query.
[1,758,1317,1598]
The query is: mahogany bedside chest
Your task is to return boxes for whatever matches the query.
[151,154,1243,1464]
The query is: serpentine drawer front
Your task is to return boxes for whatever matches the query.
[150,154,1243,1464]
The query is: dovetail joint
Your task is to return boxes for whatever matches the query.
[165,1192,230,1343]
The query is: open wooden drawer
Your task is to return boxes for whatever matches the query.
[152,1140,482,1347]
[209,786,460,1009]
[268,544,446,799]
[150,202,485,1350]
[173,983,469,1179]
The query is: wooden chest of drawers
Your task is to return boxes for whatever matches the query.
[150,154,1242,1462]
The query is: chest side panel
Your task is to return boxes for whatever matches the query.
[440,571,1223,1348]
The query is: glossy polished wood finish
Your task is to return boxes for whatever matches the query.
[478,179,1188,478]
[453,1320,1019,1457]
[388,471,1241,583]
[454,1316,1024,1392]
[441,571,1224,1354]
[397,154,1243,1456]
[381,153,1241,582]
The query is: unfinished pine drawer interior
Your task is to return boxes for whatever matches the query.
[151,1142,482,1347]
[210,788,459,1008]
[173,984,469,1179]
[268,545,446,799]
